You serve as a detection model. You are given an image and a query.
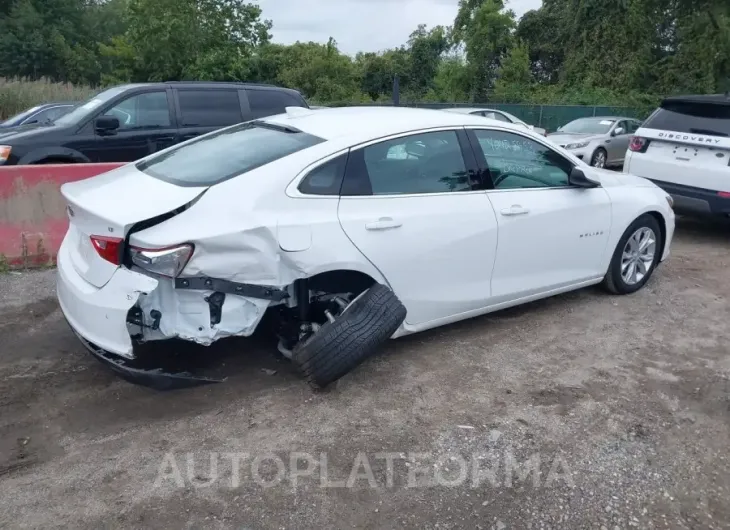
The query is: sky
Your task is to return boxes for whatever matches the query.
[256,0,543,55]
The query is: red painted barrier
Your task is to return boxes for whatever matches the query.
[0,163,125,267]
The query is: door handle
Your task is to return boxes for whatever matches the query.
[365,217,402,230]
[500,205,529,216]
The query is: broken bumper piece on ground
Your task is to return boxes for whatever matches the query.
[69,324,224,391]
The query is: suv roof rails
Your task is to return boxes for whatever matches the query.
[163,81,280,88]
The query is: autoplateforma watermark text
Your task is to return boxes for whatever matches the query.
[153,449,575,490]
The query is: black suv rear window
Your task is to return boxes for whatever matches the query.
[643,101,730,137]
[137,122,324,186]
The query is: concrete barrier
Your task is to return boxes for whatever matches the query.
[0,163,125,268]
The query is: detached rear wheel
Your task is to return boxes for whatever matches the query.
[603,214,661,294]
[292,283,407,388]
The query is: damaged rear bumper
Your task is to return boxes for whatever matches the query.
[67,324,223,390]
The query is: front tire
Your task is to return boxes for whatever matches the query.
[590,148,607,168]
[603,214,662,295]
[292,283,407,388]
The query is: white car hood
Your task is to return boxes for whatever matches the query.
[548,133,603,145]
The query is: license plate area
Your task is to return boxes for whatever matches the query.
[649,140,730,165]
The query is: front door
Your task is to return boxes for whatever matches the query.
[606,120,631,166]
[467,127,612,302]
[337,129,499,327]
[87,90,178,162]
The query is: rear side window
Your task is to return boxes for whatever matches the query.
[137,123,324,186]
[644,102,730,137]
[177,90,243,127]
[342,131,470,196]
[248,89,305,119]
[298,155,347,195]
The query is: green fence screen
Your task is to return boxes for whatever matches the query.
[347,102,647,133]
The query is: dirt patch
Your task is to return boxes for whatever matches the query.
[0,218,729,529]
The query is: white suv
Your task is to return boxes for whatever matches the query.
[624,95,730,216]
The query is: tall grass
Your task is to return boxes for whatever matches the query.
[0,78,96,120]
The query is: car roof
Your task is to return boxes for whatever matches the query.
[261,106,523,143]
[443,107,491,114]
[571,116,636,121]
[114,82,302,96]
[662,94,730,107]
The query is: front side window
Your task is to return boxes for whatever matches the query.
[473,130,573,190]
[614,121,630,135]
[137,122,324,187]
[344,131,470,196]
[103,92,171,129]
[177,90,242,127]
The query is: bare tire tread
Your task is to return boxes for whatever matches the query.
[292,284,407,388]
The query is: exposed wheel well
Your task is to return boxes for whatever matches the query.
[306,269,377,298]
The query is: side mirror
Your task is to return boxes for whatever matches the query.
[95,115,120,135]
[569,166,600,188]
[612,127,624,137]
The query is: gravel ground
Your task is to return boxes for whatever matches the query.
[0,217,728,529]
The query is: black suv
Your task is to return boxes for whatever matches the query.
[0,82,308,165]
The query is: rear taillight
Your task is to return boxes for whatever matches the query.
[629,136,649,153]
[128,244,193,278]
[90,236,124,265]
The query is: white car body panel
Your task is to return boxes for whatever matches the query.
[55,106,675,356]
[338,191,498,326]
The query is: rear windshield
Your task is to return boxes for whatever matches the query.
[137,122,324,186]
[643,102,730,137]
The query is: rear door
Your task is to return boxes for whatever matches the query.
[337,128,499,327]
[627,101,730,192]
[91,89,178,162]
[173,88,245,143]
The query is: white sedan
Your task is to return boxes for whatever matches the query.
[442,107,547,136]
[57,106,675,390]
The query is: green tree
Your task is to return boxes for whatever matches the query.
[276,39,359,103]
[405,24,449,98]
[493,41,532,102]
[101,0,271,82]
[0,0,94,82]
[453,0,516,101]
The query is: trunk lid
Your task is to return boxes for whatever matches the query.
[61,164,207,287]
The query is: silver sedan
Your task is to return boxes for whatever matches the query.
[547,116,642,169]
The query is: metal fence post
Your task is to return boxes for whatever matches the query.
[592,106,597,117]
[538,106,544,128]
